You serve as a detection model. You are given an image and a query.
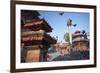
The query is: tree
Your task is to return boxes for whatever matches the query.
[64,32,70,42]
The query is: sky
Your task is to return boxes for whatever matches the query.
[38,11,90,42]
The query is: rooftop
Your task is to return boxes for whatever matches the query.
[24,19,53,32]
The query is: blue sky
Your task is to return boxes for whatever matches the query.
[38,11,90,42]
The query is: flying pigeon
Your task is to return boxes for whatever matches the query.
[73,24,77,27]
[59,12,64,16]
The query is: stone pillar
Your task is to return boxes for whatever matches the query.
[26,48,40,62]
[25,46,49,62]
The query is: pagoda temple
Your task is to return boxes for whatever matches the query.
[21,10,56,62]
[72,30,89,52]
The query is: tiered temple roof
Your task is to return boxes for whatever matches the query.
[24,19,53,32]
[21,18,56,46]
[21,10,40,23]
[21,33,56,46]
[72,31,89,43]
[21,10,56,47]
